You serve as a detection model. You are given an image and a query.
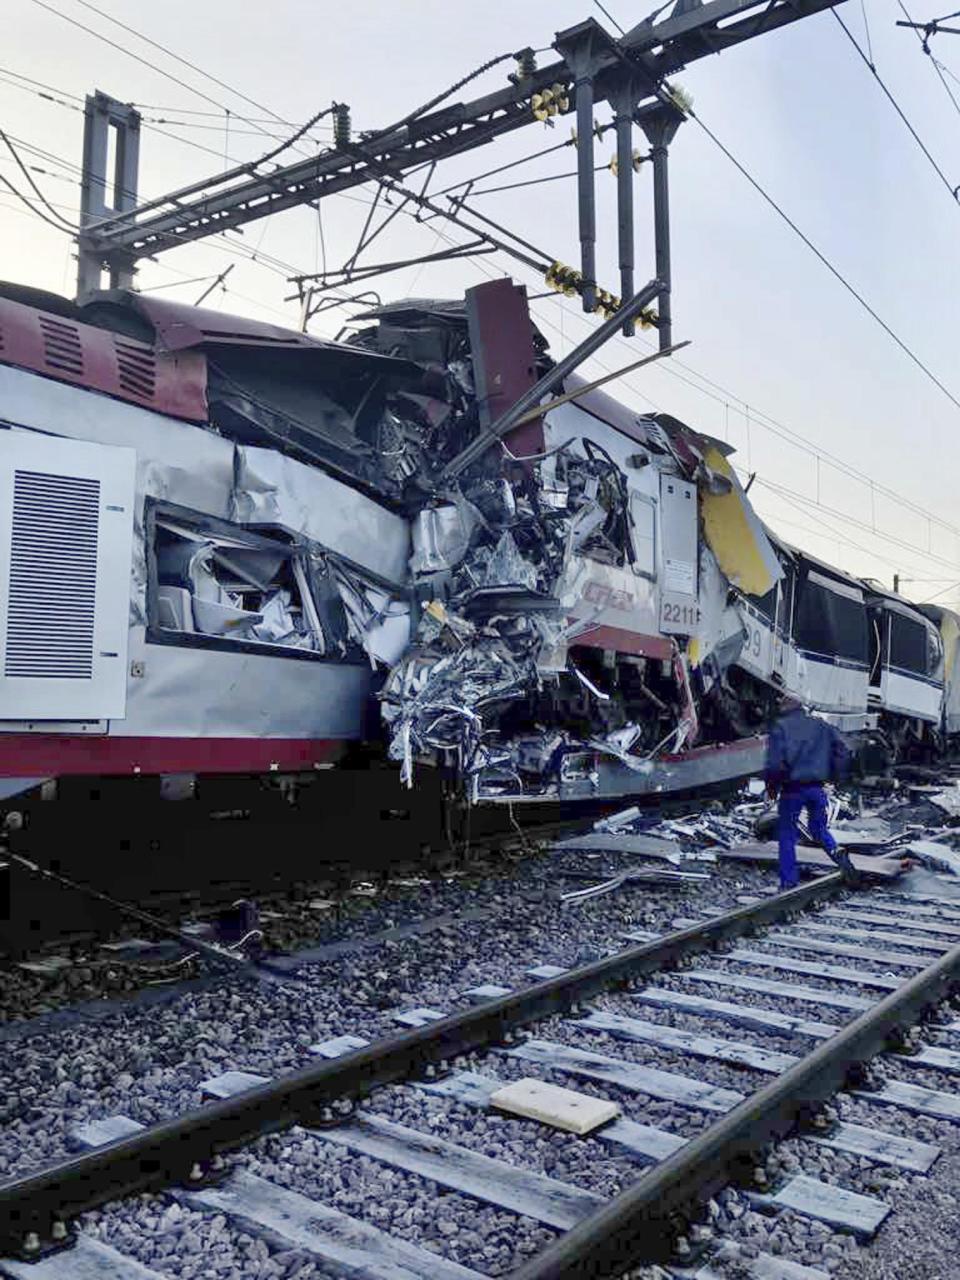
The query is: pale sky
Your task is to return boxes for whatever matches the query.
[3,0,960,605]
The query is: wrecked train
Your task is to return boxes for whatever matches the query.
[0,277,951,897]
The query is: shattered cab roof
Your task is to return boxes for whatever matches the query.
[85,289,419,373]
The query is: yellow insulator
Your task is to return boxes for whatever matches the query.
[545,262,565,292]
[531,89,555,122]
[551,83,570,113]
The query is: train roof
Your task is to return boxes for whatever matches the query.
[0,278,733,503]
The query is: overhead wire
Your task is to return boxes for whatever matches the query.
[0,124,77,229]
[0,56,288,175]
[38,0,329,152]
[593,0,626,36]
[8,14,960,575]
[686,105,960,413]
[921,579,960,602]
[408,163,960,549]
[0,171,77,231]
[69,0,320,135]
[753,474,960,575]
[399,204,960,577]
[831,6,960,203]
[896,0,960,119]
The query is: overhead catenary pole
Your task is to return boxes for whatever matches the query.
[638,101,684,352]
[613,77,640,335]
[74,1,849,295]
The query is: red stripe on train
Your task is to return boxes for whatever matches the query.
[0,735,346,777]
[573,624,674,661]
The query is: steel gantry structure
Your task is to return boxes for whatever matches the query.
[77,0,848,347]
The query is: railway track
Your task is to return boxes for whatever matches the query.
[3,869,960,1278]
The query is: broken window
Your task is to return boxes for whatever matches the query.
[148,504,326,656]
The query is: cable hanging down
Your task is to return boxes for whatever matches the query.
[0,125,77,231]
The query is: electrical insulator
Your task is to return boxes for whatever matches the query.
[511,47,537,82]
[531,83,569,123]
[531,89,556,122]
[333,103,351,149]
[608,150,647,176]
[666,82,693,114]
[570,121,605,148]
[639,308,658,329]
[544,261,581,297]
[594,289,622,318]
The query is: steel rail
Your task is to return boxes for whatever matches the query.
[513,916,960,1278]
[0,873,841,1256]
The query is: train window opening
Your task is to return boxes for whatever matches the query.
[889,610,940,678]
[750,581,778,623]
[151,510,326,655]
[794,571,868,665]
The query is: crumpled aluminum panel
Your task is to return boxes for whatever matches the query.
[233,446,410,585]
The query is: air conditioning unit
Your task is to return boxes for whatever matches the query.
[0,431,136,721]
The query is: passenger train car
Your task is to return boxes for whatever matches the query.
[0,275,955,936]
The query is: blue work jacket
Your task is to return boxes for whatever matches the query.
[764,706,849,787]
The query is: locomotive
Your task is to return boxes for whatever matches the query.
[0,275,952,937]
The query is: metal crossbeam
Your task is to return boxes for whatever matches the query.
[79,0,845,277]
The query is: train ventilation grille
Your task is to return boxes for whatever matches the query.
[4,469,100,680]
[38,316,83,377]
[114,339,157,400]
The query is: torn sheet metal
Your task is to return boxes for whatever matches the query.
[700,445,782,597]
[560,866,710,901]
[365,282,790,797]
[233,446,409,584]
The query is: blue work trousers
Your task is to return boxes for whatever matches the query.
[778,783,838,890]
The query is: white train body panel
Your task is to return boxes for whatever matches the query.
[0,361,409,774]
[879,668,942,722]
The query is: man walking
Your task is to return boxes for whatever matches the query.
[764,695,855,890]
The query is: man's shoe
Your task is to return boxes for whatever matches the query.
[831,849,861,883]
